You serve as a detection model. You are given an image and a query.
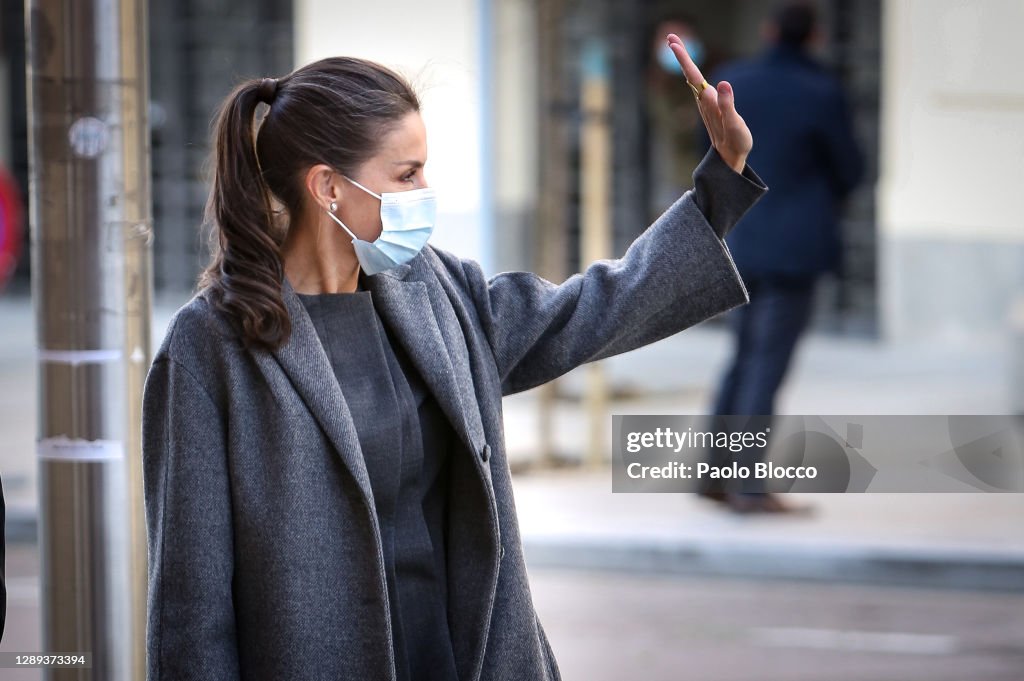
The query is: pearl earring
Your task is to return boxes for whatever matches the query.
[329,201,337,212]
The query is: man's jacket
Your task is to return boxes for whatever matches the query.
[709,45,864,280]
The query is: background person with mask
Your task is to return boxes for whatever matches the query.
[646,16,716,219]
[698,1,864,514]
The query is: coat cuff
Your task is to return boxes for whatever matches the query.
[691,146,768,239]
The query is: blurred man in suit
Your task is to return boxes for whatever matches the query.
[700,1,864,513]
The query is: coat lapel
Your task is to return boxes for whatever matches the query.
[363,266,487,459]
[267,270,488,503]
[363,266,500,681]
[263,277,376,509]
[270,267,498,681]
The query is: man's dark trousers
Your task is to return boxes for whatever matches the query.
[703,274,816,494]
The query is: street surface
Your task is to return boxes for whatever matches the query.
[531,566,1024,681]
[2,545,1023,680]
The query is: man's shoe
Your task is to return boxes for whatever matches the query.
[726,492,814,515]
[696,489,730,505]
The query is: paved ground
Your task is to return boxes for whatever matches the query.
[3,543,1023,681]
[513,467,1024,591]
[531,567,1024,681]
[0,546,41,681]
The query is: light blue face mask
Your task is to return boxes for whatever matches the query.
[325,176,437,275]
[657,38,705,73]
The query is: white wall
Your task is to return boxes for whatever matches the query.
[879,0,1024,241]
[878,0,1024,343]
[294,0,490,269]
[491,0,539,273]
[493,0,537,214]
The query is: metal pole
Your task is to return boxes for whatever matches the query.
[27,0,152,678]
[535,0,570,469]
[579,38,612,467]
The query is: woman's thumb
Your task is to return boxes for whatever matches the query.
[717,80,736,115]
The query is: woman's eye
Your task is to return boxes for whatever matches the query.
[402,171,416,182]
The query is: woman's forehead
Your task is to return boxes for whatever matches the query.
[377,112,427,162]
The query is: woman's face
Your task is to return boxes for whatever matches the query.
[334,110,429,242]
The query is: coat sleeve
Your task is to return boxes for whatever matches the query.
[143,355,240,680]
[449,148,767,396]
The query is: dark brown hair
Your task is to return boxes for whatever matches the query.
[199,57,420,351]
[774,1,818,47]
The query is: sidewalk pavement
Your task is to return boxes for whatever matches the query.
[512,467,1024,591]
[2,291,1022,589]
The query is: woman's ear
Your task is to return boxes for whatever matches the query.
[304,164,342,212]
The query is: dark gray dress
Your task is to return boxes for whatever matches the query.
[297,272,459,681]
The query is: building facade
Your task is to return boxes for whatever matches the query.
[2,0,1020,350]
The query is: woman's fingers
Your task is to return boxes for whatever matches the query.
[697,83,723,146]
[717,81,741,128]
[666,34,722,142]
[716,80,753,156]
[666,34,705,92]
[664,34,752,170]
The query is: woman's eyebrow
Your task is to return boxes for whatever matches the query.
[393,160,424,168]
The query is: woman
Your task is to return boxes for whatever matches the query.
[142,35,764,680]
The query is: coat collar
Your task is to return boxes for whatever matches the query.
[360,265,487,458]
[269,261,487,507]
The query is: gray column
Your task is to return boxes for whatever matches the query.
[26,0,152,678]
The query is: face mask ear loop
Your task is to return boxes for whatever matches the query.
[343,175,383,201]
[325,208,359,242]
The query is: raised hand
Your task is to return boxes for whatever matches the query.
[666,33,753,174]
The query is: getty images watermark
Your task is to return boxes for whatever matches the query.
[611,415,1024,493]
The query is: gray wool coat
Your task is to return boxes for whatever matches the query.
[142,148,766,681]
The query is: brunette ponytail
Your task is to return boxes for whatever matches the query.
[198,57,419,352]
[199,78,289,351]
